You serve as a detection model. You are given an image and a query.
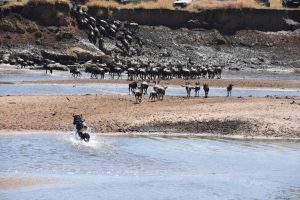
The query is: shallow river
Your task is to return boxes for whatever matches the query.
[1,83,299,97]
[1,133,300,200]
[1,66,299,97]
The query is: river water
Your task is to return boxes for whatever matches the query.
[0,133,300,200]
[1,83,299,97]
[1,66,299,97]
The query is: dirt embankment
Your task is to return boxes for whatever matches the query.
[0,96,299,138]
[89,7,300,33]
[0,1,71,26]
[0,3,300,70]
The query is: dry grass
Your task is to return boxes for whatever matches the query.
[0,0,70,9]
[86,0,283,10]
[189,0,261,9]
[0,0,29,9]
[87,0,174,9]
[270,0,283,8]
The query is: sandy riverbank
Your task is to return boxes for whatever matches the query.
[0,176,58,190]
[0,95,299,138]
[26,78,300,89]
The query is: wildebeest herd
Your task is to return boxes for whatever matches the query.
[69,5,224,81]
[71,60,223,81]
[72,5,142,57]
[129,81,169,103]
[128,80,233,103]
[0,2,224,82]
[0,1,230,106]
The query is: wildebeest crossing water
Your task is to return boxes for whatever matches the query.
[1,83,299,97]
[73,114,90,142]
[1,133,300,200]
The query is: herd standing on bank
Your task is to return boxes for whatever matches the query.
[129,80,234,103]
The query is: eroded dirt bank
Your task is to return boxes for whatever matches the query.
[0,95,299,138]
[89,7,300,33]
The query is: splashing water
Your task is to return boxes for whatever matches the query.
[60,131,116,150]
[1,133,300,200]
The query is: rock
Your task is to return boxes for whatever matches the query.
[48,26,59,33]
[26,24,38,33]
[34,32,42,38]
[0,20,16,32]
[56,31,73,41]
[213,30,226,45]
[47,62,68,71]
[0,20,24,34]
[187,19,210,29]
[161,49,171,57]
[68,47,104,61]
[35,39,41,45]
[250,58,261,65]
[228,66,241,71]
[15,22,25,34]
[41,50,77,65]
[284,18,300,30]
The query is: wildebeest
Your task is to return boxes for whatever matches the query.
[227,84,233,96]
[69,66,81,78]
[184,82,193,98]
[149,91,158,102]
[194,81,201,97]
[45,64,53,74]
[129,81,138,94]
[85,64,106,79]
[132,88,143,103]
[203,84,209,98]
[154,85,168,100]
[141,81,149,95]
[72,114,90,142]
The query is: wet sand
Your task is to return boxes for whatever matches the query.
[26,78,300,89]
[0,176,57,190]
[0,95,299,138]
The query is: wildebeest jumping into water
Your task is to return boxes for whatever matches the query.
[73,114,90,142]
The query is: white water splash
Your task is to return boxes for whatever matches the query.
[61,132,116,150]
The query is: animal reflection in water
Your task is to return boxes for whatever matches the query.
[73,114,90,142]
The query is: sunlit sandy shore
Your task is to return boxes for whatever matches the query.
[0,95,299,138]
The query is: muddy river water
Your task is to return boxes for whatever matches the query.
[0,133,300,200]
